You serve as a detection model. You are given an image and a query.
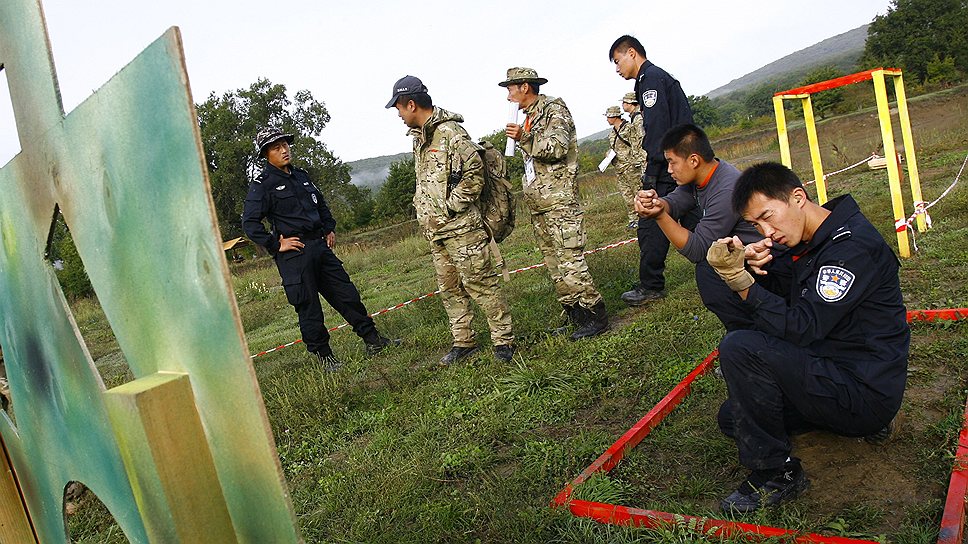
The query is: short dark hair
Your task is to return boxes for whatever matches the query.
[397,92,433,109]
[609,35,646,60]
[732,162,808,215]
[661,124,714,162]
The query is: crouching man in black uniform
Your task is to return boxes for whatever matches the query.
[243,127,398,371]
[705,162,909,514]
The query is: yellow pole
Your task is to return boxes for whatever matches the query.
[773,95,792,167]
[892,72,928,232]
[871,69,911,257]
[801,95,827,203]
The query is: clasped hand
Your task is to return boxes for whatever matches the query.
[706,236,755,292]
[634,189,663,219]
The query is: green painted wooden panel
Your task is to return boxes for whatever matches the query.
[0,1,300,541]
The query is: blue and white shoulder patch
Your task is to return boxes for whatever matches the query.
[816,265,855,302]
[832,227,852,242]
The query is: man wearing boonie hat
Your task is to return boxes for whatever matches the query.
[242,127,398,371]
[622,91,648,176]
[501,67,609,340]
[604,105,641,227]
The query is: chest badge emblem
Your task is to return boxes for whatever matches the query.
[275,185,286,191]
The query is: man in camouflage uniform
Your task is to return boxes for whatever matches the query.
[604,105,643,227]
[502,67,608,340]
[386,75,515,365]
[622,90,648,180]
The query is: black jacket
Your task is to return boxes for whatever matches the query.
[242,164,336,255]
[744,195,909,409]
[633,60,693,178]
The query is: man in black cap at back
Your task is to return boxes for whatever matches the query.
[243,127,398,370]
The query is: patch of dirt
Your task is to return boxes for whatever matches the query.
[791,428,937,536]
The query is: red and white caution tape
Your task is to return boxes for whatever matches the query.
[897,152,968,251]
[804,153,878,186]
[251,236,638,359]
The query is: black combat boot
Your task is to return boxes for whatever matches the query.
[494,344,515,363]
[363,332,401,356]
[571,300,608,340]
[313,351,343,372]
[439,345,480,366]
[551,304,579,336]
[720,457,809,514]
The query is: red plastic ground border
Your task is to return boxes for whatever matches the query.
[553,308,968,543]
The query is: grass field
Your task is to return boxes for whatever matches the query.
[67,86,968,543]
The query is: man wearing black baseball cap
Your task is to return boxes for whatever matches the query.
[385,76,516,365]
[243,127,398,370]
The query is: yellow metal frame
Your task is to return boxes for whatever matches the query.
[773,68,926,257]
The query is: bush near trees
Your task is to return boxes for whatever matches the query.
[372,157,416,221]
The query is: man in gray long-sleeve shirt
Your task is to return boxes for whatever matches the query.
[635,124,760,329]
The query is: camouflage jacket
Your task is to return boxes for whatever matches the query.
[518,94,579,213]
[628,110,648,165]
[411,107,485,241]
[608,120,642,175]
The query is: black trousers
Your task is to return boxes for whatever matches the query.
[275,238,376,355]
[716,329,899,471]
[636,172,701,291]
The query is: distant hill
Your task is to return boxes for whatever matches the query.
[347,151,410,189]
[705,24,868,99]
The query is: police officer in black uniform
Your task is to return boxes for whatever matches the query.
[243,127,398,370]
[610,34,698,305]
[704,162,909,513]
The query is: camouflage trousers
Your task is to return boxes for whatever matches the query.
[617,167,643,224]
[430,227,513,347]
[530,206,603,309]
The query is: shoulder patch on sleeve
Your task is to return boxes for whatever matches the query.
[832,227,852,242]
[816,265,855,302]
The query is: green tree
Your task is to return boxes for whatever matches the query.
[46,215,93,299]
[688,95,721,128]
[372,157,416,221]
[798,66,846,119]
[196,78,370,238]
[863,0,968,83]
[926,54,959,85]
[742,83,779,120]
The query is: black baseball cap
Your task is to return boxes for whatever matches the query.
[385,75,428,108]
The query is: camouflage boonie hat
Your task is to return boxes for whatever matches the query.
[498,67,548,87]
[622,91,638,104]
[254,126,294,157]
[604,106,623,118]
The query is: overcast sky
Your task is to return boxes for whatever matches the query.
[1,0,888,168]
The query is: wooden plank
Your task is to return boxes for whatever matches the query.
[105,372,235,543]
[0,432,36,543]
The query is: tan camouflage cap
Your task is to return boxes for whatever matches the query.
[254,126,294,156]
[604,106,623,117]
[622,91,638,104]
[498,67,548,87]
